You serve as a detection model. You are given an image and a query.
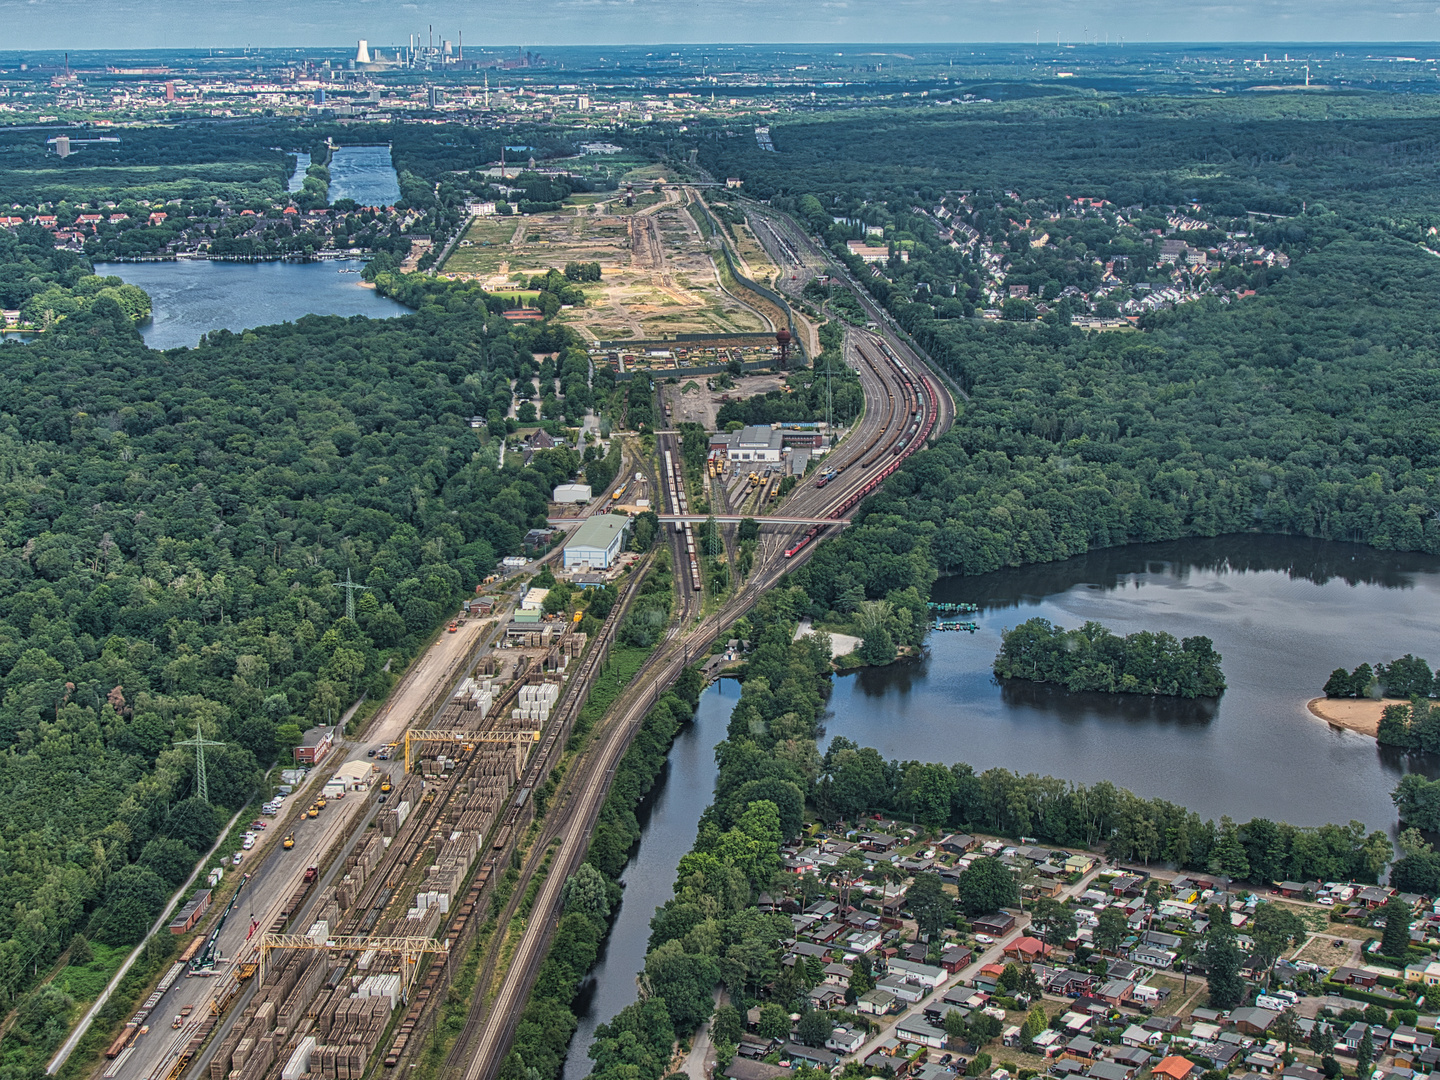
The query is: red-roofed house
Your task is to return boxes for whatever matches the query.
[1152,1057,1195,1080]
[1003,936,1054,962]
[108,213,129,223]
[148,211,168,225]
[36,216,57,227]
[75,214,102,225]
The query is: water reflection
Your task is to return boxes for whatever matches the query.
[934,536,1438,612]
[827,535,1440,830]
[996,678,1221,726]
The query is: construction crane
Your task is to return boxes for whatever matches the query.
[256,933,448,999]
[402,728,541,775]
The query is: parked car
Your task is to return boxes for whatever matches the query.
[232,852,244,865]
[975,934,996,945]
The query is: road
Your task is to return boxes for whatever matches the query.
[103,609,508,1080]
[848,864,1108,1066]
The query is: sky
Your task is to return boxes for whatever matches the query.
[3,0,1440,51]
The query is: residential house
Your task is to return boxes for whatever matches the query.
[887,958,947,989]
[1121,1025,1162,1050]
[877,974,925,1004]
[857,989,897,1015]
[784,1044,838,1069]
[974,912,1018,936]
[1004,936,1053,962]
[1110,1047,1155,1070]
[1062,1036,1100,1065]
[940,834,979,855]
[1152,1057,1197,1080]
[895,1016,948,1049]
[1230,1008,1279,1036]
[1089,1063,1134,1080]
[1130,945,1176,969]
[941,945,974,973]
[827,1027,867,1054]
[1098,979,1134,1007]
[725,1061,791,1080]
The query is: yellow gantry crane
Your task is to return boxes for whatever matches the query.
[402,728,541,775]
[256,933,448,1000]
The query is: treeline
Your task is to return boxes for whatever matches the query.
[815,742,1394,883]
[1326,654,1438,700]
[498,672,703,1080]
[581,588,832,1080]
[0,286,588,1009]
[994,618,1226,698]
[0,226,150,326]
[790,230,1440,635]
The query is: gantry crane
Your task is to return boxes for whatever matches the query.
[402,728,541,775]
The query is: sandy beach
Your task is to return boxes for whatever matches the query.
[1305,696,1414,738]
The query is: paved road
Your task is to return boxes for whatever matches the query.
[849,864,1108,1066]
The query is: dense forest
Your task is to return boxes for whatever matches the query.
[0,284,582,1022]
[993,618,1226,698]
[790,226,1440,625]
[0,226,150,326]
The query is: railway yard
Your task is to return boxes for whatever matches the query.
[81,199,955,1080]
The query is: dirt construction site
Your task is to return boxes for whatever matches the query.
[441,188,772,342]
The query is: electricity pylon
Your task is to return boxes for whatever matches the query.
[337,568,372,620]
[175,718,227,804]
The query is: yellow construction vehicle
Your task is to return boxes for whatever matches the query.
[315,796,327,810]
[307,805,319,819]
[283,834,295,850]
[380,775,392,794]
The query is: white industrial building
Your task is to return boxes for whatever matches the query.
[715,425,784,463]
[562,514,630,569]
[553,483,592,503]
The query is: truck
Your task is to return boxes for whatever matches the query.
[303,866,319,884]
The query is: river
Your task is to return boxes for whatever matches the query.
[102,260,409,351]
[825,535,1440,831]
[561,678,737,1080]
[328,145,402,207]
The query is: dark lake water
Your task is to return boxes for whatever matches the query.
[102,260,409,350]
[825,535,1440,831]
[328,145,401,207]
[561,678,737,1080]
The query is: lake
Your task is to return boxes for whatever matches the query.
[102,260,409,350]
[562,678,737,1080]
[328,145,401,207]
[558,535,1440,1080]
[825,535,1440,831]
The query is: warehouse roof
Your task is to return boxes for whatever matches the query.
[564,513,630,552]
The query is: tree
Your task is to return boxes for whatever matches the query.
[1031,897,1077,949]
[757,1003,791,1041]
[1380,896,1413,960]
[139,837,199,889]
[165,797,219,850]
[1095,907,1128,955]
[95,865,168,945]
[1273,1010,1302,1054]
[562,863,612,921]
[957,857,1019,917]
[1251,902,1307,975]
[943,1008,969,1047]
[907,872,951,940]
[1201,923,1246,1010]
[711,1003,744,1046]
[797,1010,833,1048]
[1357,1025,1374,1076]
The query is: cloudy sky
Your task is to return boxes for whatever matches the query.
[2,0,1439,51]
